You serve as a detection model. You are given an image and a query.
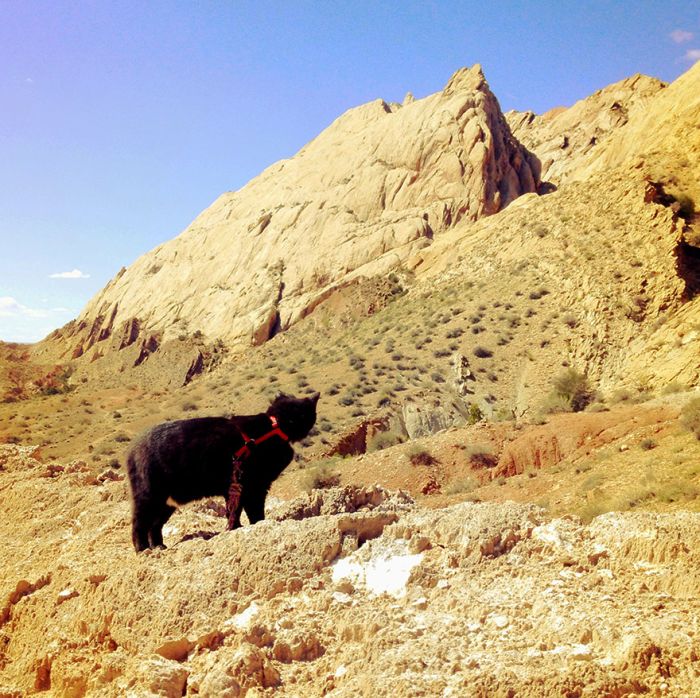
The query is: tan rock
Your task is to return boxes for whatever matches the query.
[45,65,538,359]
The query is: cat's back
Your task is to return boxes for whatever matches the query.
[130,416,237,461]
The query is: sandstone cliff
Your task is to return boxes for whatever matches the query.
[48,65,538,362]
[506,73,665,185]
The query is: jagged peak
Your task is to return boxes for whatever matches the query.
[442,64,487,96]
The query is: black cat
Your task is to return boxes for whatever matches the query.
[126,391,319,552]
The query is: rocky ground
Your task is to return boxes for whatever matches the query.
[2,444,700,697]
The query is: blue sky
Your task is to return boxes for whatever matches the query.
[1,0,699,342]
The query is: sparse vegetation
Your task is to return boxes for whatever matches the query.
[467,403,484,425]
[299,458,341,492]
[676,193,695,220]
[367,429,405,452]
[551,368,592,412]
[464,443,497,468]
[445,475,477,495]
[681,398,700,440]
[407,445,437,466]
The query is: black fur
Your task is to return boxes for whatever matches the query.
[126,391,319,552]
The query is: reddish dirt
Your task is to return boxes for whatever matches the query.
[280,402,683,508]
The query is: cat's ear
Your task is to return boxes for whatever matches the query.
[309,391,320,405]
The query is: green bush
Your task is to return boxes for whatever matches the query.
[681,398,700,440]
[467,403,484,425]
[677,194,695,220]
[465,443,497,468]
[300,459,341,492]
[407,445,437,466]
[552,368,592,412]
[367,429,405,452]
[445,475,477,495]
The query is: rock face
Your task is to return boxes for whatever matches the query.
[580,59,700,205]
[506,73,666,185]
[48,65,538,358]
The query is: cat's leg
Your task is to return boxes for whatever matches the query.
[131,499,154,552]
[242,490,266,525]
[148,503,176,548]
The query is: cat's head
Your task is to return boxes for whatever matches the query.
[267,391,320,442]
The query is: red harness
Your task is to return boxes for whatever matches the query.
[233,415,289,461]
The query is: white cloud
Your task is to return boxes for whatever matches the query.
[25,77,34,84]
[670,29,694,43]
[49,268,90,279]
[0,297,73,319]
[0,296,48,318]
[686,48,700,61]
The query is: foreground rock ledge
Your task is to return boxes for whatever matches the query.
[1,446,700,696]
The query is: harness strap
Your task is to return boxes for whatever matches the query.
[234,415,289,461]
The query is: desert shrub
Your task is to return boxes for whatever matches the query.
[661,381,687,395]
[445,475,477,495]
[656,481,700,503]
[182,401,198,412]
[465,443,497,468]
[367,429,405,452]
[473,346,493,359]
[407,445,438,466]
[610,388,632,404]
[349,355,365,369]
[300,459,341,492]
[562,313,578,328]
[552,368,592,412]
[639,438,656,451]
[681,398,700,440]
[338,395,355,406]
[677,193,695,220]
[467,403,484,425]
[446,328,463,338]
[114,433,131,443]
[529,287,550,300]
[539,393,572,414]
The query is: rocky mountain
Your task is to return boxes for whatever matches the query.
[44,65,539,363]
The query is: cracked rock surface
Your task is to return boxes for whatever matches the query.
[2,444,700,696]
